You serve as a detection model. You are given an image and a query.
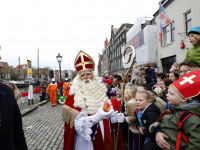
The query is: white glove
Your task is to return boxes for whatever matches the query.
[149,122,160,133]
[111,113,125,124]
[90,102,118,124]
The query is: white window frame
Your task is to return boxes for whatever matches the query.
[185,10,192,36]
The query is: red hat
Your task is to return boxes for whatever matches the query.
[171,69,200,99]
[105,79,112,84]
[74,50,95,74]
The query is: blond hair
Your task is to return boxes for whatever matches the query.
[134,77,145,85]
[193,34,200,41]
[125,87,136,100]
[173,62,179,66]
[8,82,19,96]
[136,90,156,102]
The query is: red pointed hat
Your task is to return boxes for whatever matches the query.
[74,50,95,74]
[171,69,200,99]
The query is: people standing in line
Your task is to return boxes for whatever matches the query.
[179,61,199,77]
[169,62,179,72]
[63,78,70,98]
[57,79,61,95]
[135,90,161,149]
[40,78,48,101]
[150,70,200,150]
[143,63,157,84]
[134,77,146,86]
[123,87,139,150]
[8,82,24,107]
[8,82,22,101]
[131,65,140,84]
[184,26,200,66]
[0,52,28,150]
[168,72,179,82]
[46,78,58,106]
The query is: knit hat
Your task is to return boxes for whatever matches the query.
[171,69,200,99]
[188,26,200,35]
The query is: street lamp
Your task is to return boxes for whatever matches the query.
[56,53,63,96]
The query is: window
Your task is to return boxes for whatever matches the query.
[163,25,170,45]
[185,11,192,36]
[162,55,176,73]
[171,21,175,42]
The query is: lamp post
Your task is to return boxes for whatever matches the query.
[56,53,63,96]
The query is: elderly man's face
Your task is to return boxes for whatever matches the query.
[80,71,93,83]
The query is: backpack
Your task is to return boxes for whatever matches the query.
[176,111,200,150]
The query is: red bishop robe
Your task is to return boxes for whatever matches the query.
[62,95,124,150]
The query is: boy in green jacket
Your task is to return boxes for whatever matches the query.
[185,26,200,66]
[149,69,200,150]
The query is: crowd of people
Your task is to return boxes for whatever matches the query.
[97,26,200,150]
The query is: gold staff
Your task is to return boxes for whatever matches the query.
[115,45,136,150]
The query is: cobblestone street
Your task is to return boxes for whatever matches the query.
[22,102,64,150]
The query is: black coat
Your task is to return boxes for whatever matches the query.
[0,83,28,150]
[135,103,161,148]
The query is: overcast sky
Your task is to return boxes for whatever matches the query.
[0,0,159,71]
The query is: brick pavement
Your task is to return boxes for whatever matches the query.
[22,102,64,150]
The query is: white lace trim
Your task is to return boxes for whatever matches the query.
[74,109,97,141]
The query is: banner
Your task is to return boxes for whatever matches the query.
[125,30,144,54]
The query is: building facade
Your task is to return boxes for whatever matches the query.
[107,23,133,74]
[153,0,200,73]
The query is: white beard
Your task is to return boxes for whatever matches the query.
[70,71,109,115]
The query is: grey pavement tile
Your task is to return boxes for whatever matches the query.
[52,145,58,150]
[22,103,64,150]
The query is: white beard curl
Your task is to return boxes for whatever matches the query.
[69,71,109,115]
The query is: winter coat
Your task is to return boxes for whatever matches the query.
[160,100,200,150]
[0,83,28,150]
[131,68,140,80]
[124,99,139,134]
[145,68,156,80]
[135,103,160,146]
[154,97,166,113]
[184,44,200,67]
[40,81,48,93]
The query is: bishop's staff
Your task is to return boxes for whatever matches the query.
[115,45,136,150]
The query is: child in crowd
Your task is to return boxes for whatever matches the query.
[150,69,200,150]
[185,26,200,66]
[169,62,179,72]
[134,77,146,85]
[123,87,139,150]
[135,90,161,150]
[116,90,121,101]
[169,72,179,82]
[108,90,116,99]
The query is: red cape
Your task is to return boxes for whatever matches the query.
[63,95,124,150]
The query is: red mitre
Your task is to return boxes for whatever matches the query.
[74,50,95,74]
[171,69,200,99]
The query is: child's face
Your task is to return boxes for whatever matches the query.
[143,78,147,84]
[124,93,131,101]
[116,91,121,98]
[166,86,184,106]
[174,64,179,68]
[110,95,116,99]
[135,93,151,110]
[189,34,200,45]
[169,73,176,82]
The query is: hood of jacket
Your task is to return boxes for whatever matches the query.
[171,99,200,116]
